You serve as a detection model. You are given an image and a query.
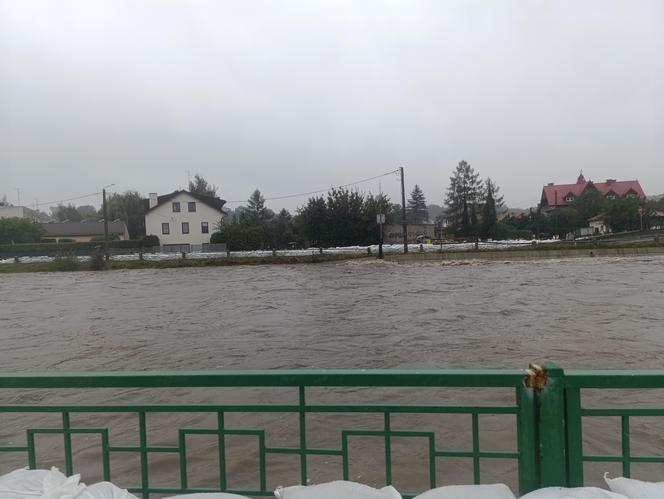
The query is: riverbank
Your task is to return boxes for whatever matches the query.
[388,240,664,263]
[0,252,369,274]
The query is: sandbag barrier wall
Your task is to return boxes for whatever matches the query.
[0,367,663,498]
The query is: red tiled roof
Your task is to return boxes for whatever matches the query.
[541,176,645,207]
[654,210,664,218]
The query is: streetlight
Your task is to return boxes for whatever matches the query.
[102,184,115,260]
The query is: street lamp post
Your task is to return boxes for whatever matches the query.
[102,184,115,260]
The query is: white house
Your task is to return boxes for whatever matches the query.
[143,190,227,251]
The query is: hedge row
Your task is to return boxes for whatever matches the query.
[0,239,158,257]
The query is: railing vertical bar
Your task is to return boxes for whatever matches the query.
[298,386,308,485]
[259,431,267,491]
[621,416,631,477]
[27,430,36,469]
[62,412,73,476]
[384,412,392,485]
[517,384,538,495]
[342,434,349,481]
[218,412,227,491]
[428,434,436,490]
[538,364,567,487]
[178,430,187,491]
[565,387,583,487]
[472,412,480,484]
[138,411,149,499]
[101,430,111,482]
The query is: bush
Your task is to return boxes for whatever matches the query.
[40,238,57,243]
[90,235,120,242]
[88,251,106,270]
[53,252,80,271]
[141,235,160,248]
[58,238,75,243]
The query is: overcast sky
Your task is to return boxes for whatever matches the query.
[1,0,663,212]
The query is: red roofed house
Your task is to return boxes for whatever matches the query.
[540,172,645,211]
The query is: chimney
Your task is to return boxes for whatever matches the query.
[547,182,554,186]
[606,179,616,185]
[149,193,158,209]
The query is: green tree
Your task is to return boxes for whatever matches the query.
[104,191,145,239]
[603,197,640,232]
[51,204,83,222]
[188,174,218,197]
[407,185,429,223]
[444,160,483,236]
[0,218,45,244]
[211,224,263,250]
[268,209,298,249]
[296,196,328,247]
[480,178,504,239]
[243,189,271,226]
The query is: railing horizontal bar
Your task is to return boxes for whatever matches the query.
[582,408,664,416]
[107,446,180,453]
[584,455,664,463]
[126,488,275,496]
[0,369,525,388]
[265,447,344,456]
[0,446,28,452]
[434,450,519,459]
[0,404,517,414]
[565,371,664,388]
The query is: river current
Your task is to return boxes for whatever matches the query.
[1,256,664,494]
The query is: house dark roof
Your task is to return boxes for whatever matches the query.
[142,190,227,213]
[41,221,127,237]
[541,174,645,208]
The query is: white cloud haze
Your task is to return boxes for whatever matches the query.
[1,0,663,211]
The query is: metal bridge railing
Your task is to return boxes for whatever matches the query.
[2,367,664,498]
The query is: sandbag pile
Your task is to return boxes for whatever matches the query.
[2,468,664,499]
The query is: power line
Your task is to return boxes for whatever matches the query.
[34,191,103,208]
[224,169,400,205]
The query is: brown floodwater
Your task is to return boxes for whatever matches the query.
[1,256,664,495]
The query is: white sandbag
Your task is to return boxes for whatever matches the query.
[0,468,51,498]
[0,467,85,499]
[604,473,664,499]
[77,481,139,499]
[412,483,516,499]
[519,486,628,499]
[42,467,86,499]
[274,480,402,499]
[166,494,252,498]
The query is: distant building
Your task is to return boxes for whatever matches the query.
[143,190,227,252]
[0,205,49,221]
[588,215,610,235]
[383,223,436,244]
[540,173,646,211]
[40,221,129,242]
[651,211,664,230]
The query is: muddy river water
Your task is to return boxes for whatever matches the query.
[1,256,664,494]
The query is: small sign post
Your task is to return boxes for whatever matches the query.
[376,214,385,259]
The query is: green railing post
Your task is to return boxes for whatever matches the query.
[517,383,538,495]
[565,387,583,486]
[537,363,568,488]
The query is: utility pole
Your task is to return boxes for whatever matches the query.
[400,166,408,253]
[103,188,109,260]
[102,184,115,261]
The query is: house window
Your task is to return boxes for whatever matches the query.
[182,222,189,234]
[172,202,181,212]
[188,202,196,212]
[162,223,170,235]
[606,194,616,200]
[565,195,575,202]
[201,221,209,234]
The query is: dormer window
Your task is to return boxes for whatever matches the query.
[605,192,617,200]
[565,194,575,202]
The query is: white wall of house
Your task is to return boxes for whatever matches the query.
[0,206,26,219]
[145,192,223,246]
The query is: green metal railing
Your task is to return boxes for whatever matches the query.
[2,367,664,498]
[0,370,534,498]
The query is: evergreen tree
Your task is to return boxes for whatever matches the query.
[188,174,218,197]
[104,191,145,238]
[481,178,499,239]
[444,160,483,236]
[244,189,270,225]
[407,185,429,223]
